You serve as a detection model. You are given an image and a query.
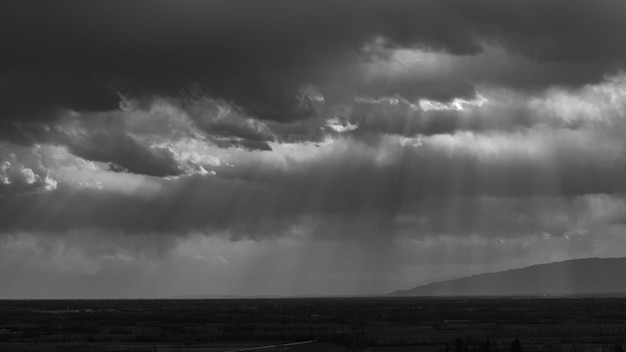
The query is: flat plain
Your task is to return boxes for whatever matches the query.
[1,297,626,352]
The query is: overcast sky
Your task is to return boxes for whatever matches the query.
[2,0,626,298]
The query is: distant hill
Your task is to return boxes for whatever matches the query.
[391,257,626,296]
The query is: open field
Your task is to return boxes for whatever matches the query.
[2,297,626,351]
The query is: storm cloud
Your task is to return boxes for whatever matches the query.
[2,0,626,297]
[2,0,626,118]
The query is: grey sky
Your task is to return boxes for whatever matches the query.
[1,0,626,298]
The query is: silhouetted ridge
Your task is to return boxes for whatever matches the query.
[392,257,626,296]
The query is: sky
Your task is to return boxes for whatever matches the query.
[2,0,626,298]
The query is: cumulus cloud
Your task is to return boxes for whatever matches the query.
[0,145,57,195]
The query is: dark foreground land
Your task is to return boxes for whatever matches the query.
[2,297,626,352]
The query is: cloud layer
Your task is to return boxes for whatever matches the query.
[2,0,626,297]
[2,0,626,118]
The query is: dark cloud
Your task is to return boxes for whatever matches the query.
[63,131,183,177]
[0,114,187,177]
[220,139,273,152]
[0,70,121,118]
[1,0,625,121]
[178,97,277,150]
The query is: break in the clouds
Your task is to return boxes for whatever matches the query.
[2,0,626,297]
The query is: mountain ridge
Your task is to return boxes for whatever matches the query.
[391,257,626,296]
